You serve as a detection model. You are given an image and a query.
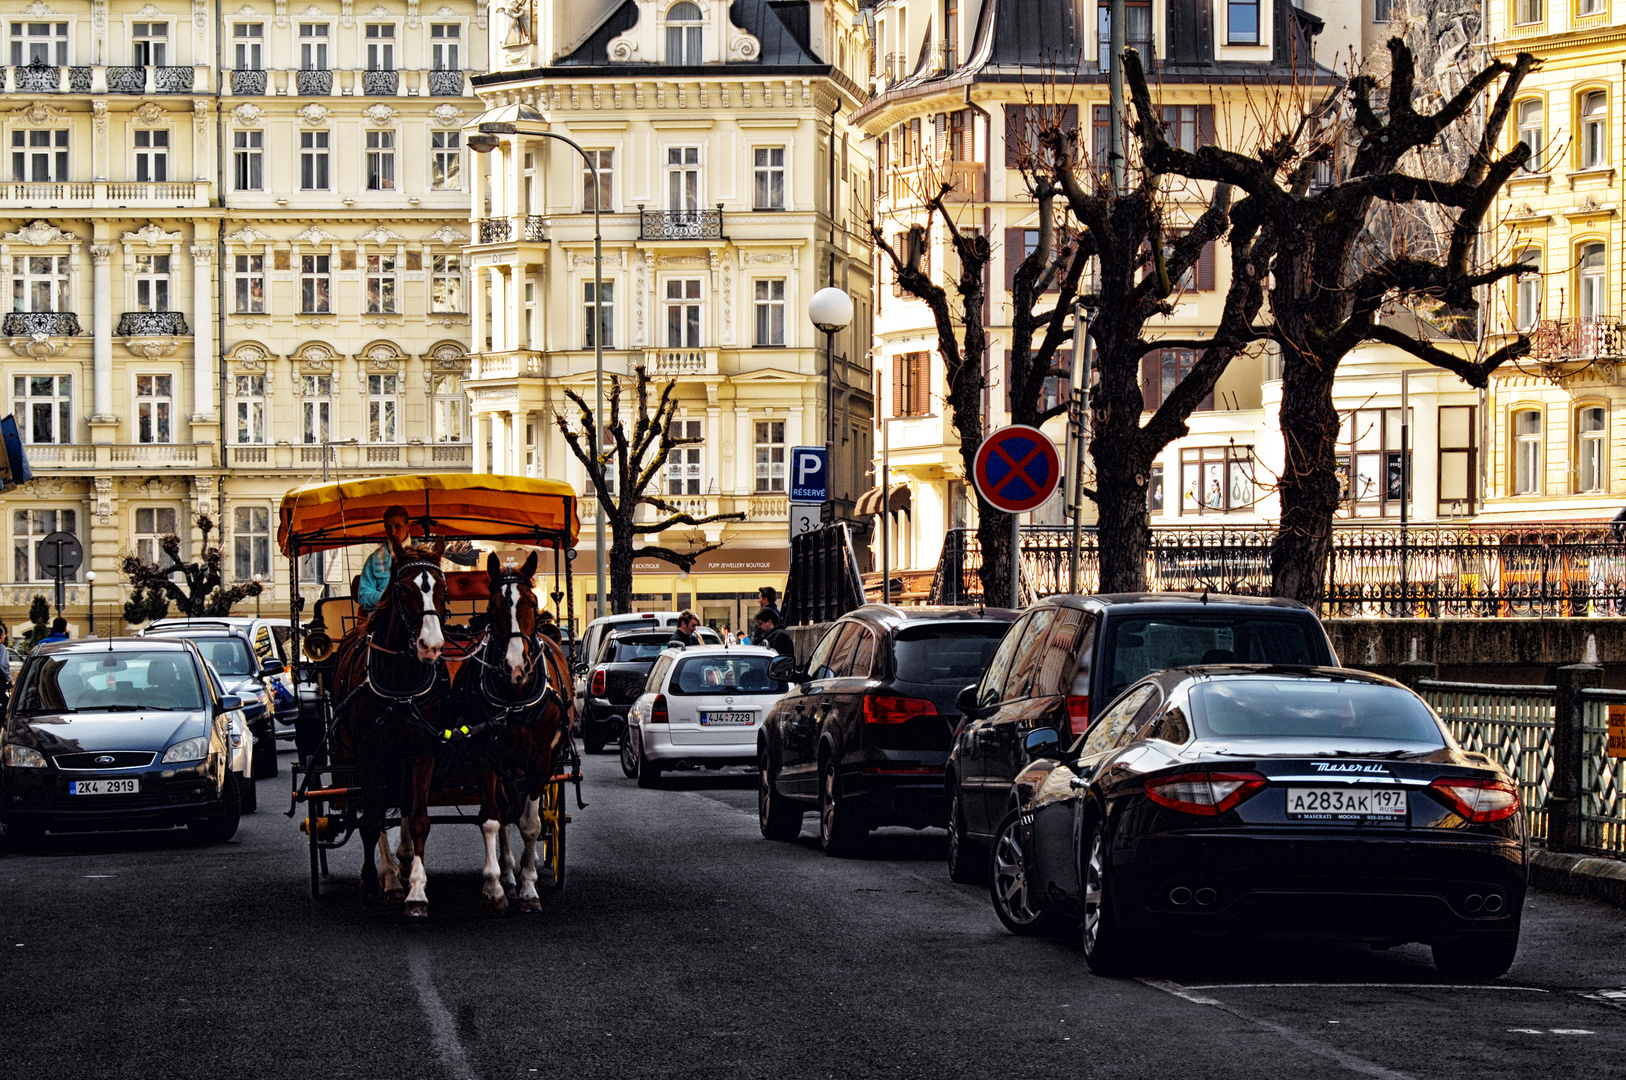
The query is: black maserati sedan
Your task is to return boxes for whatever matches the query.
[988,665,1527,980]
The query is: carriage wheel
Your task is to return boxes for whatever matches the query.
[540,782,566,891]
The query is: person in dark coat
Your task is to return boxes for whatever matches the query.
[668,610,702,648]
[754,608,795,659]
[757,585,781,624]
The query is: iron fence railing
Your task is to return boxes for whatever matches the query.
[68,67,91,92]
[427,69,464,96]
[639,209,723,241]
[1580,687,1626,856]
[1419,679,1556,843]
[782,522,867,626]
[478,217,511,243]
[231,68,267,94]
[2,311,80,337]
[106,65,146,93]
[296,68,332,95]
[361,69,398,95]
[931,524,1626,617]
[115,311,189,336]
[155,66,193,93]
[14,60,59,92]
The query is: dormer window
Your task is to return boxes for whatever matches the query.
[666,2,702,65]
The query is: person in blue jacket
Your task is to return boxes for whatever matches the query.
[357,505,412,613]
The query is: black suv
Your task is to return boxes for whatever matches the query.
[945,593,1338,882]
[759,604,1019,856]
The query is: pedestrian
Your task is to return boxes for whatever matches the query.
[0,625,13,707]
[537,609,563,645]
[668,609,702,649]
[722,624,735,646]
[357,504,413,614]
[37,617,69,648]
[754,607,795,659]
[757,585,782,625]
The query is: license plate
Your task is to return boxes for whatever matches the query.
[1285,787,1406,819]
[69,778,140,796]
[700,711,754,725]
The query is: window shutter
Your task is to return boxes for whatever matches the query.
[1005,228,1025,291]
[909,117,921,163]
[1061,104,1079,136]
[1197,239,1215,291]
[1005,105,1027,167]
[1004,349,1014,414]
[892,353,905,417]
[1142,350,1160,410]
[935,112,948,158]
[1092,105,1112,169]
[914,353,931,416]
[1197,105,1216,148]
[879,132,889,171]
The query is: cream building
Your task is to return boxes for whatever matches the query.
[463,0,874,628]
[0,0,484,635]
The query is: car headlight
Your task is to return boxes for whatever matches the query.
[2,744,46,768]
[162,736,209,764]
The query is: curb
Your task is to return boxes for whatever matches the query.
[1531,848,1626,908]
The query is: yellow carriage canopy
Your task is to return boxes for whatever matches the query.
[278,473,580,555]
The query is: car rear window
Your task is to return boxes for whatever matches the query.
[195,638,256,676]
[892,623,1011,686]
[1104,616,1323,698]
[16,651,204,713]
[668,655,785,696]
[1188,678,1446,746]
[609,638,670,663]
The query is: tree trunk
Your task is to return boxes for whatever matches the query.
[975,503,1017,608]
[1094,456,1150,594]
[1269,354,1341,607]
[608,520,636,614]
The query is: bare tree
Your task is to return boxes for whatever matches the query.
[121,514,264,622]
[1128,40,1538,604]
[556,366,745,614]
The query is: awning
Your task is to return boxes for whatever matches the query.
[854,483,911,517]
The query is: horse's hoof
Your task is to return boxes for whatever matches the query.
[502,883,517,901]
[384,887,406,905]
[518,897,543,914]
[483,894,509,916]
[403,901,430,919]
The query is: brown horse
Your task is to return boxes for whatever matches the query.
[453,551,574,913]
[330,537,448,914]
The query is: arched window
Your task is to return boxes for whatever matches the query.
[1582,90,1608,168]
[666,2,702,64]
[1579,242,1606,321]
[1577,406,1607,493]
[1514,409,1543,495]
[1517,99,1542,171]
[1514,248,1541,330]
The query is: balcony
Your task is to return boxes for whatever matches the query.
[747,495,788,520]
[105,66,147,93]
[1,64,206,94]
[523,215,547,241]
[475,216,547,245]
[13,60,61,92]
[26,443,217,471]
[230,446,269,466]
[430,443,471,465]
[242,441,469,472]
[478,217,512,243]
[472,350,544,379]
[1528,316,1626,363]
[361,69,398,96]
[296,68,333,96]
[646,348,718,376]
[3,312,80,337]
[0,180,210,209]
[231,69,267,95]
[116,311,189,337]
[639,208,724,241]
[428,69,465,96]
[155,66,193,92]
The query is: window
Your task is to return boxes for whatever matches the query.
[666,419,702,495]
[944,0,960,67]
[754,420,786,493]
[753,147,785,209]
[1226,0,1258,43]
[234,506,271,581]
[132,22,168,66]
[12,255,69,312]
[133,254,170,311]
[1517,99,1543,171]
[1096,2,1151,69]
[133,130,169,183]
[583,149,613,211]
[1515,0,1543,23]
[365,130,395,191]
[1160,105,1201,153]
[431,130,461,189]
[13,509,74,582]
[233,22,263,69]
[1373,0,1394,20]
[1580,0,1604,13]
[365,24,395,69]
[9,22,68,66]
[754,278,785,346]
[234,130,263,190]
[1336,408,1410,517]
[367,374,398,443]
[301,375,331,444]
[135,374,173,444]
[430,374,465,442]
[1578,406,1607,493]
[1514,248,1540,330]
[1437,405,1476,515]
[1141,349,1215,412]
[134,507,178,567]
[1514,409,1542,495]
[431,254,463,312]
[1148,462,1165,513]
[12,375,71,444]
[430,23,461,69]
[665,1,703,64]
[584,281,614,348]
[298,550,326,584]
[300,254,330,313]
[299,23,329,69]
[364,254,396,314]
[1180,446,1254,514]
[667,146,700,212]
[235,374,266,444]
[1582,91,1608,169]
[892,352,930,417]
[11,130,68,182]
[300,131,330,190]
[1580,242,1606,321]
[233,254,264,314]
[665,279,702,347]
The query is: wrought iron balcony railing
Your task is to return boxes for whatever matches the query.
[427,69,464,96]
[68,66,91,91]
[361,69,398,95]
[478,217,512,243]
[14,60,60,92]
[639,208,724,241]
[3,312,81,337]
[295,68,332,95]
[1528,315,1625,362]
[116,311,189,336]
[231,69,267,95]
[523,215,546,241]
[106,65,146,93]
[155,65,193,92]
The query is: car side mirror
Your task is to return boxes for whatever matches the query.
[769,655,805,683]
[260,659,285,677]
[1024,727,1062,761]
[955,685,982,718]
[220,694,244,712]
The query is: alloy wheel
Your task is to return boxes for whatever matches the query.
[1082,828,1106,953]
[993,820,1040,925]
[820,766,837,846]
[619,725,639,779]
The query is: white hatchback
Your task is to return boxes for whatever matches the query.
[621,645,788,788]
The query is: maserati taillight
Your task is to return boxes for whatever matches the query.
[590,669,606,696]
[1146,771,1268,816]
[1429,776,1519,824]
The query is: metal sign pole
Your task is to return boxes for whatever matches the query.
[1010,511,1020,608]
[1068,303,1094,594]
[881,417,890,605]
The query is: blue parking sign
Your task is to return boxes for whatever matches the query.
[789,446,828,503]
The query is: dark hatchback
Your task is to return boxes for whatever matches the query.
[758,604,1019,855]
[990,666,1527,979]
[0,639,247,844]
[947,593,1337,882]
[582,626,719,753]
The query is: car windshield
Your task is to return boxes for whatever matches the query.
[1105,616,1321,698]
[892,624,1011,685]
[186,637,256,676]
[15,651,203,713]
[1188,678,1446,747]
[668,655,785,696]
[609,638,671,663]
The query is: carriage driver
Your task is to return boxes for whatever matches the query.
[357,504,413,613]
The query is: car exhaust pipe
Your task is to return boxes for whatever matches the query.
[1169,887,1192,906]
[673,759,692,771]
[1464,893,1484,913]
[1483,893,1504,914]
[1194,887,1217,907]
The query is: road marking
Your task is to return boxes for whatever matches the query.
[1509,1028,1595,1035]
[1181,983,1549,993]
[1139,979,1418,1080]
[407,942,479,1080]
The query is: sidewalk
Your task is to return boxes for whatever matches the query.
[1532,848,1626,909]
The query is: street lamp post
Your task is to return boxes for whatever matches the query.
[253,572,263,618]
[84,570,95,637]
[473,111,608,619]
[808,287,853,523]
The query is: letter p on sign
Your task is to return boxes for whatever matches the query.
[789,446,828,503]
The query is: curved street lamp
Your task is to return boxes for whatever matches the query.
[84,570,95,637]
[808,286,853,518]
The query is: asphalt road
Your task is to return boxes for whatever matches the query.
[4,748,1626,1080]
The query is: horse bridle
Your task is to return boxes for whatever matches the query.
[475,572,553,714]
[363,559,446,702]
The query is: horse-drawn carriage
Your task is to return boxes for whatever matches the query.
[279,474,582,914]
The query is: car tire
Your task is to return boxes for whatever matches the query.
[620,727,640,779]
[819,760,867,857]
[758,750,802,841]
[239,773,258,814]
[1080,816,1132,975]
[989,808,1068,936]
[635,750,663,789]
[584,730,607,755]
[189,772,242,844]
[1432,932,1520,980]
[2,820,43,851]
[251,725,278,779]
[947,783,987,884]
